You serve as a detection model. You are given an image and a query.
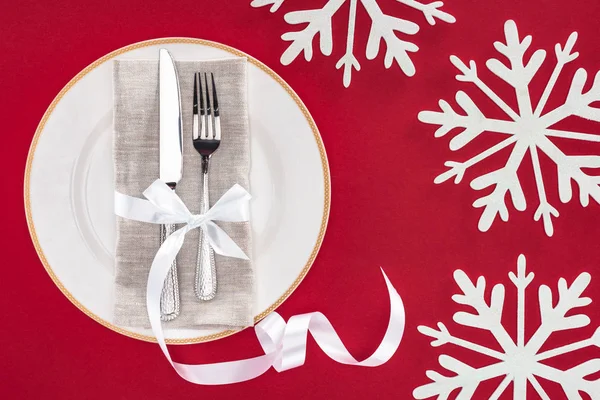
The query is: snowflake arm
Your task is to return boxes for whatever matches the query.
[541,67,600,126]
[418,91,518,150]
[450,56,520,120]
[418,322,506,360]
[537,327,600,361]
[536,137,600,207]
[508,255,536,398]
[489,375,513,400]
[545,128,600,142]
[529,145,559,236]
[526,272,592,354]
[532,361,600,399]
[279,0,345,65]
[470,140,528,232]
[335,0,361,88]
[396,0,456,26]
[527,375,551,400]
[418,90,523,188]
[362,0,420,76]
[485,20,546,116]
[250,0,285,13]
[508,255,535,347]
[534,32,579,117]
[560,361,600,399]
[413,357,508,400]
[435,136,518,185]
[451,270,516,352]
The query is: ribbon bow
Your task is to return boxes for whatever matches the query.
[115,179,251,262]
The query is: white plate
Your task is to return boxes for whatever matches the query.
[25,39,330,344]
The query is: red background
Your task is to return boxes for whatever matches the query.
[3,0,600,398]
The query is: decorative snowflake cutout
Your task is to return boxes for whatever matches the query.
[413,255,600,399]
[418,20,600,236]
[250,0,455,87]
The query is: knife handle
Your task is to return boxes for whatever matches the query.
[160,223,180,321]
[195,157,217,300]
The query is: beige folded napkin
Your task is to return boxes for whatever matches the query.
[113,57,254,329]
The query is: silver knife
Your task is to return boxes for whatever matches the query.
[158,48,183,321]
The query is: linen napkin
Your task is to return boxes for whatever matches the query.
[112,57,253,329]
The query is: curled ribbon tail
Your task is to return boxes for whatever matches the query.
[147,263,404,385]
[367,268,406,365]
[273,269,406,371]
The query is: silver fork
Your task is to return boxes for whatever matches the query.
[192,72,221,300]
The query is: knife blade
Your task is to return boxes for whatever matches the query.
[158,48,183,321]
[159,48,183,186]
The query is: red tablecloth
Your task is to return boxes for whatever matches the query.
[4,0,600,398]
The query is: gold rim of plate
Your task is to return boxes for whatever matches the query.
[23,37,331,344]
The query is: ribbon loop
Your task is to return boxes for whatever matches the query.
[203,184,251,222]
[143,179,192,218]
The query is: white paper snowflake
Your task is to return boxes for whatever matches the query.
[418,20,600,237]
[250,0,455,87]
[413,255,600,399]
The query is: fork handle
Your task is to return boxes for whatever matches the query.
[195,156,217,300]
[160,222,180,320]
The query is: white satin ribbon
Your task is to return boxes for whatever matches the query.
[115,180,251,260]
[115,181,406,385]
[154,269,405,385]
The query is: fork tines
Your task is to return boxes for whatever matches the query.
[193,72,220,141]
